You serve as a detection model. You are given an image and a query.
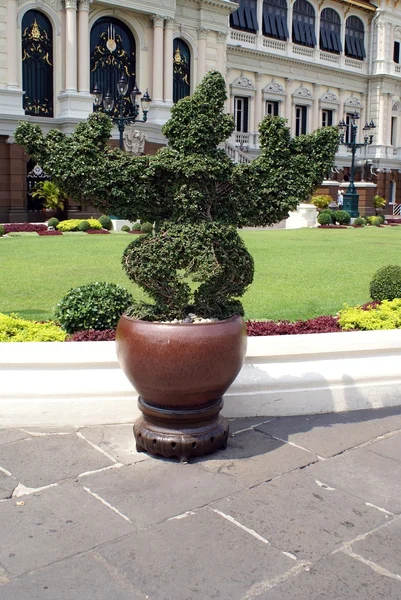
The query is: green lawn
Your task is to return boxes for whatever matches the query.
[2,228,401,322]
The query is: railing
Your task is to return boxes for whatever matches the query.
[320,51,340,64]
[344,57,364,69]
[292,45,314,58]
[232,131,259,149]
[224,141,252,164]
[230,31,257,45]
[263,38,286,51]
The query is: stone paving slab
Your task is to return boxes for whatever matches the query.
[0,472,17,500]
[0,429,30,445]
[211,470,388,561]
[0,553,147,600]
[98,508,295,600]
[352,517,401,577]
[305,446,401,513]
[196,429,317,487]
[0,434,114,487]
[255,412,389,458]
[79,458,241,527]
[365,431,401,463]
[261,551,401,599]
[0,483,133,577]
[79,424,150,465]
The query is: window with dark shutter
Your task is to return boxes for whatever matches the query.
[22,10,53,117]
[394,41,400,64]
[345,16,365,60]
[266,100,279,116]
[173,39,190,103]
[295,105,307,136]
[263,0,289,41]
[235,97,249,132]
[230,0,258,34]
[292,0,316,48]
[320,8,341,54]
[322,109,333,127]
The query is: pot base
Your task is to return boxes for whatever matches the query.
[134,397,229,463]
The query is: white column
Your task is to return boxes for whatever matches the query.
[284,78,293,131]
[386,93,394,146]
[378,92,386,145]
[65,0,78,92]
[163,18,174,103]
[359,93,366,143]
[197,28,208,83]
[312,83,320,130]
[216,32,226,74]
[6,0,18,88]
[78,0,91,93]
[254,73,263,131]
[152,15,164,103]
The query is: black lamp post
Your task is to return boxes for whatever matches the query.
[92,75,152,150]
[338,113,376,218]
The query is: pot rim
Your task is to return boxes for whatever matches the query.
[119,313,243,326]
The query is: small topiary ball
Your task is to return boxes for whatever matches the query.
[0,224,5,237]
[376,214,385,224]
[317,212,332,226]
[121,225,131,232]
[354,217,365,226]
[319,209,336,223]
[140,221,153,234]
[372,216,382,227]
[335,210,351,225]
[55,281,134,333]
[99,215,113,230]
[47,217,59,229]
[78,220,90,232]
[370,265,401,301]
[132,220,141,231]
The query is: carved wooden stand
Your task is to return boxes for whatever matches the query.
[134,397,229,463]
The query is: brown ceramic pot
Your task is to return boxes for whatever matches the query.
[115,314,247,461]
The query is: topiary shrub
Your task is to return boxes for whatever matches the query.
[372,216,382,227]
[317,212,332,226]
[0,224,5,237]
[0,313,66,342]
[376,214,385,224]
[366,216,375,226]
[78,220,90,231]
[57,219,82,232]
[121,225,131,232]
[132,220,141,231]
[140,221,153,234]
[15,71,339,322]
[55,282,134,333]
[335,210,351,225]
[320,209,336,223]
[47,217,59,228]
[370,265,401,301]
[87,218,102,230]
[99,215,113,230]
[354,217,365,226]
[311,195,332,210]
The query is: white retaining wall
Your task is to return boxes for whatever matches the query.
[1,330,401,427]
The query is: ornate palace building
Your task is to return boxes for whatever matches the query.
[1,0,401,221]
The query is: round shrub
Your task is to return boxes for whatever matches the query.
[121,225,131,232]
[87,218,102,230]
[372,216,382,227]
[335,210,351,225]
[317,212,332,226]
[320,209,336,223]
[0,224,5,237]
[354,217,365,226]
[57,219,82,232]
[55,282,134,333]
[376,214,385,224]
[78,220,90,231]
[132,220,141,231]
[47,217,59,228]
[99,215,113,230]
[370,265,401,301]
[366,216,375,225]
[140,221,153,234]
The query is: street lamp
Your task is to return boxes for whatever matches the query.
[338,112,376,218]
[91,76,152,150]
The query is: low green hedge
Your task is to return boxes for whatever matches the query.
[0,313,67,342]
[339,299,401,330]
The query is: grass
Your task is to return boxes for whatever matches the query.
[2,227,401,322]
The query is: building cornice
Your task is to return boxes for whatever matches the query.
[185,0,239,14]
[338,0,376,13]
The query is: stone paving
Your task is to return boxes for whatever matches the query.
[1,407,401,599]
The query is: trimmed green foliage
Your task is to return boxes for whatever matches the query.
[57,219,82,232]
[374,195,386,209]
[354,217,365,226]
[320,209,336,223]
[78,220,90,232]
[132,220,141,231]
[140,221,153,234]
[311,195,332,209]
[99,215,113,230]
[47,217,59,228]
[15,71,338,321]
[0,313,66,342]
[335,210,351,225]
[120,225,131,232]
[372,216,382,227]
[318,212,332,225]
[55,281,133,333]
[339,299,401,330]
[376,214,385,224]
[0,224,5,237]
[370,265,401,301]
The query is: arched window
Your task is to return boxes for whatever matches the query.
[263,0,289,41]
[173,39,191,103]
[345,16,365,60]
[90,17,136,117]
[292,0,316,47]
[320,8,342,54]
[230,0,258,34]
[22,10,53,117]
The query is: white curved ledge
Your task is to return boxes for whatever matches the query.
[1,330,401,427]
